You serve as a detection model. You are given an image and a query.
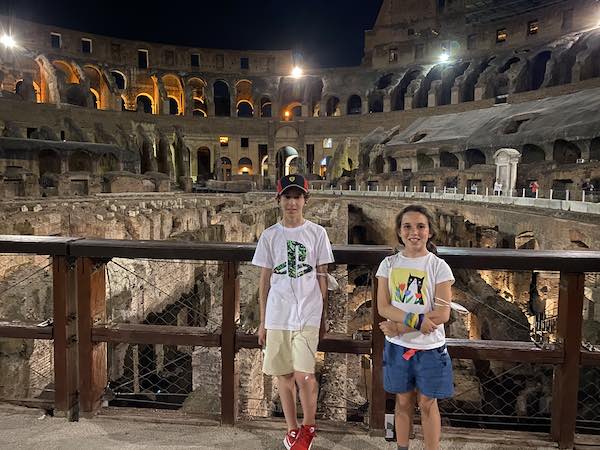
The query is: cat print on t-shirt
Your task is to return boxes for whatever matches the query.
[390,268,428,305]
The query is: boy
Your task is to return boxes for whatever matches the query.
[252,174,334,450]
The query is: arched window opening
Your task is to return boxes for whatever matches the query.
[347,95,362,115]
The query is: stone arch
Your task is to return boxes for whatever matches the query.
[461,58,494,102]
[84,65,109,109]
[261,155,269,176]
[89,88,99,108]
[99,153,119,173]
[590,137,600,161]
[237,100,254,117]
[325,96,341,116]
[260,97,272,117]
[347,94,362,115]
[368,92,383,113]
[465,148,486,168]
[374,155,384,173]
[188,77,207,115]
[235,80,253,115]
[213,80,231,117]
[136,94,154,114]
[521,144,546,164]
[392,69,420,110]
[281,101,302,120]
[553,140,580,164]
[52,60,79,84]
[276,146,299,178]
[529,51,552,91]
[196,147,211,180]
[110,70,127,90]
[440,151,459,168]
[162,74,184,115]
[417,153,434,170]
[65,84,90,107]
[415,65,443,108]
[68,150,92,172]
[38,149,61,176]
[193,98,207,116]
[220,156,232,181]
[238,157,253,175]
[440,62,469,106]
[386,156,397,172]
[168,96,180,115]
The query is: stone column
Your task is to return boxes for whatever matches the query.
[383,94,391,113]
[301,103,309,118]
[404,94,413,110]
[451,85,460,104]
[362,97,369,114]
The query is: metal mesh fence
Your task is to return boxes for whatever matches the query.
[439,361,553,431]
[0,253,53,322]
[0,253,54,406]
[103,257,224,410]
[0,338,54,405]
[577,366,600,434]
[104,258,222,329]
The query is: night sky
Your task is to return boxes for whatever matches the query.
[0,0,384,68]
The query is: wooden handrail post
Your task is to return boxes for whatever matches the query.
[77,257,107,417]
[53,256,79,421]
[551,272,584,449]
[370,270,385,433]
[221,261,240,425]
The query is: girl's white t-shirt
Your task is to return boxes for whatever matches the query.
[376,251,454,350]
[252,220,334,330]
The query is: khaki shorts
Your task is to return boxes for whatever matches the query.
[262,327,320,376]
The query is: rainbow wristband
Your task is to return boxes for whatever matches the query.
[403,312,425,330]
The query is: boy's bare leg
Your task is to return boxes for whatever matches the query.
[294,371,318,425]
[277,374,298,431]
[395,391,416,448]
[418,393,441,450]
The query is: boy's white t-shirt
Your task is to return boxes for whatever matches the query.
[376,251,454,350]
[252,220,334,331]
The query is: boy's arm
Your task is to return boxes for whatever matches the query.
[257,267,272,346]
[316,264,328,338]
[425,280,452,325]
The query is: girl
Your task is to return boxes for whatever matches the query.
[376,204,454,450]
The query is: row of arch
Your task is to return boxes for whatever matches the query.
[374,138,600,174]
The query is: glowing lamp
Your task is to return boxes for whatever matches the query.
[1,35,16,48]
[291,66,303,78]
[439,52,450,62]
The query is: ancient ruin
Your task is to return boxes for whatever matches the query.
[0,0,599,442]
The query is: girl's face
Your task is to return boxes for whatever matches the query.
[398,211,432,255]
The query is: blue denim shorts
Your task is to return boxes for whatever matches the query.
[383,340,454,399]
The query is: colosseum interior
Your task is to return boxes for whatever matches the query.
[0,0,599,443]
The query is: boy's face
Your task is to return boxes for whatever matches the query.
[278,187,306,219]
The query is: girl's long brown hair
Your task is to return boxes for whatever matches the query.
[394,204,438,254]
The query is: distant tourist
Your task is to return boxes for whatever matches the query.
[376,204,455,450]
[530,181,539,196]
[494,180,503,196]
[252,174,334,450]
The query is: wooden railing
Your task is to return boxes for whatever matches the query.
[1,235,599,449]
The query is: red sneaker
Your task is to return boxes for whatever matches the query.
[283,428,299,450]
[291,424,316,450]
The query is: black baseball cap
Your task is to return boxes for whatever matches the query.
[277,174,309,195]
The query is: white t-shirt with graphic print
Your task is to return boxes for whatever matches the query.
[252,220,335,331]
[376,251,455,350]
